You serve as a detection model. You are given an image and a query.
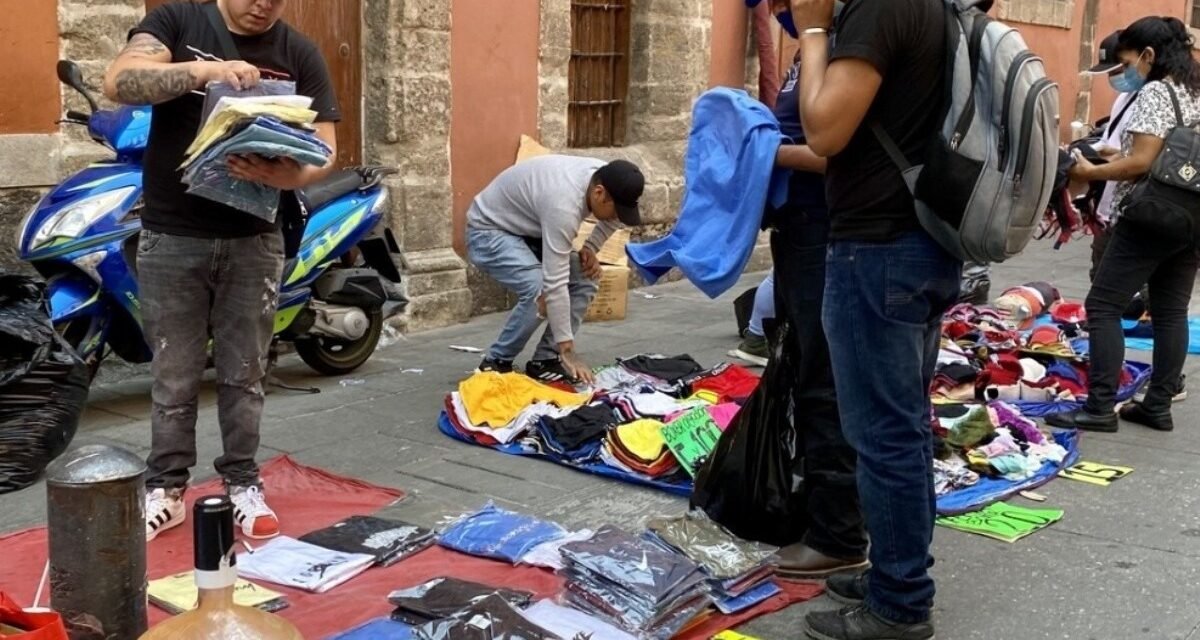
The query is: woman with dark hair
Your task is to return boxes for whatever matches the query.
[1047,16,1200,434]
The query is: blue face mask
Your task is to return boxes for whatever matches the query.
[1109,54,1148,93]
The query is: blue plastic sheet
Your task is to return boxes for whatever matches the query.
[326,617,413,640]
[437,412,694,497]
[1123,317,1200,354]
[437,503,567,564]
[1011,360,1151,417]
[936,430,1080,515]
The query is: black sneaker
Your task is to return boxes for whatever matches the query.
[806,605,934,640]
[1044,408,1118,433]
[729,333,769,367]
[826,571,869,605]
[1119,402,1174,432]
[476,356,514,374]
[525,358,576,383]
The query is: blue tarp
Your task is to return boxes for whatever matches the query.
[1011,360,1151,417]
[936,429,1081,515]
[1123,317,1200,354]
[438,412,693,497]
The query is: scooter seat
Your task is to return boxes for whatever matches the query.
[298,170,365,212]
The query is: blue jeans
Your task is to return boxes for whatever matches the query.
[822,230,961,624]
[467,227,599,362]
[748,271,775,338]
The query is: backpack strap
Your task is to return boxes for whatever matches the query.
[203,2,241,61]
[872,122,913,171]
[1105,91,1140,138]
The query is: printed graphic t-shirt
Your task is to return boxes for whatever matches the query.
[130,2,341,238]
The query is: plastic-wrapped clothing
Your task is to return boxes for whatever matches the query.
[388,578,533,625]
[330,617,414,640]
[0,276,88,495]
[437,503,567,564]
[559,525,706,604]
[644,511,778,580]
[412,595,557,640]
[235,536,375,593]
[518,529,594,571]
[298,515,434,567]
[518,600,636,640]
[182,117,332,222]
[714,580,781,615]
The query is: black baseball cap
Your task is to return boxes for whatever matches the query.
[1089,31,1123,74]
[594,160,645,226]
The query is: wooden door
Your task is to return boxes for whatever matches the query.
[143,0,363,166]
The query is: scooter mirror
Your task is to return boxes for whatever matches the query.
[57,60,86,91]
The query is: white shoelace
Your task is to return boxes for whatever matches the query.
[232,486,274,518]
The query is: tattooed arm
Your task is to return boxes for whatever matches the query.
[103,33,260,105]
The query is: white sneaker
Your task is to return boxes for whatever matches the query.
[145,488,186,542]
[228,485,281,539]
[1134,375,1188,404]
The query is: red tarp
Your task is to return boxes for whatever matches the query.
[0,456,822,639]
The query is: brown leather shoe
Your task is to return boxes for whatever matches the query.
[776,542,869,580]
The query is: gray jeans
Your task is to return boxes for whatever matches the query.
[138,229,285,490]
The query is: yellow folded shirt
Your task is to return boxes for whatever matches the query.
[612,419,668,461]
[184,102,318,166]
[459,372,589,427]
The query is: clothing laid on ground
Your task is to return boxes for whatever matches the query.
[236,536,376,593]
[467,227,600,362]
[691,365,760,404]
[617,355,704,384]
[387,578,533,625]
[825,0,945,242]
[644,511,778,581]
[537,403,623,451]
[130,1,340,238]
[299,516,434,567]
[458,372,589,427]
[518,599,637,640]
[626,88,790,297]
[437,503,568,564]
[467,154,617,344]
[411,594,556,640]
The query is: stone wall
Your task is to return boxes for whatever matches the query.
[0,0,139,275]
[364,0,472,331]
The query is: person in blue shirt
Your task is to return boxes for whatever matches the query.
[748,36,870,580]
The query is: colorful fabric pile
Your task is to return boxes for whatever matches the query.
[933,402,1069,496]
[439,356,761,494]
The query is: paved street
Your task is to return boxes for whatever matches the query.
[4,239,1200,639]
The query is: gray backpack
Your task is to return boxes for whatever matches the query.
[874,0,1060,264]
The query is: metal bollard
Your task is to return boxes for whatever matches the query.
[45,444,148,640]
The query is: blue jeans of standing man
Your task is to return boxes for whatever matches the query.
[467,227,599,362]
[822,230,961,624]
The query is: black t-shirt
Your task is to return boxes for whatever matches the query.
[825,0,946,242]
[130,1,341,238]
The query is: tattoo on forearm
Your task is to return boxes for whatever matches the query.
[122,33,169,57]
[114,67,197,105]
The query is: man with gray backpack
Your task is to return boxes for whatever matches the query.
[771,0,1058,637]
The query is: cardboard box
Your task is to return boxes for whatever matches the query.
[585,265,630,323]
[573,221,630,267]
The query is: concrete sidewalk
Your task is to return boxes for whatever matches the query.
[4,239,1200,639]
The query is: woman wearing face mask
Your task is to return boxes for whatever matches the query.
[1046,16,1200,434]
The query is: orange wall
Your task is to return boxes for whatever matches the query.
[449,0,541,257]
[710,0,750,88]
[0,0,60,134]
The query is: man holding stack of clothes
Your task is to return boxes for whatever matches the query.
[103,0,339,542]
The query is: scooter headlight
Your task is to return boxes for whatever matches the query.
[32,187,136,250]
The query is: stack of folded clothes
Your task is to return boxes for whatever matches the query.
[600,419,681,480]
[536,402,624,462]
[559,525,711,639]
[412,594,556,640]
[299,515,435,567]
[182,86,332,221]
[437,503,568,565]
[644,511,780,613]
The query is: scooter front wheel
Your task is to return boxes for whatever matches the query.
[293,309,384,376]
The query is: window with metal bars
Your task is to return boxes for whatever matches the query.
[568,0,631,147]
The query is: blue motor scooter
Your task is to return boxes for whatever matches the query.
[16,61,409,380]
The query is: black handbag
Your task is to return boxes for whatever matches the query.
[1119,82,1200,240]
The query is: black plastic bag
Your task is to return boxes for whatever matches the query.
[691,321,806,547]
[0,276,89,494]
